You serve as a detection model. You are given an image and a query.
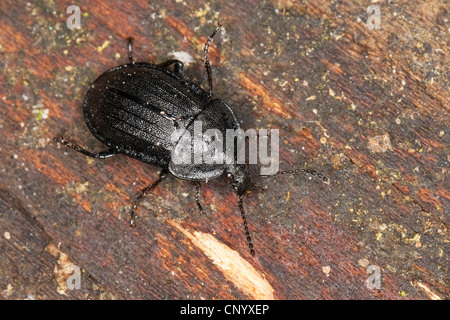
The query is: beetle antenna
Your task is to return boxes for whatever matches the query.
[260,168,330,185]
[237,195,255,257]
[203,25,221,97]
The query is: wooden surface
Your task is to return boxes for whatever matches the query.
[0,0,448,300]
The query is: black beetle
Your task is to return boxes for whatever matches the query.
[55,26,329,257]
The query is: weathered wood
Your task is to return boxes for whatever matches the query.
[0,0,448,299]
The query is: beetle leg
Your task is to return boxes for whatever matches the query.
[203,25,221,97]
[130,169,169,226]
[251,184,266,193]
[157,60,184,75]
[127,37,134,64]
[194,182,206,215]
[54,137,116,159]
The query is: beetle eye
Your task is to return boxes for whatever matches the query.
[226,172,234,182]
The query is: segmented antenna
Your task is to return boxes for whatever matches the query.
[261,168,330,184]
[203,24,221,97]
[237,195,255,257]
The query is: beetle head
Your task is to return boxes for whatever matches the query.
[226,164,252,197]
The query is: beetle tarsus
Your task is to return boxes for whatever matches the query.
[127,37,134,64]
[54,136,116,159]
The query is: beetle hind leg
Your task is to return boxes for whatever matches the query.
[130,169,169,226]
[54,136,116,159]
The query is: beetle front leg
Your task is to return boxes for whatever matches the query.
[54,136,116,159]
[127,37,135,64]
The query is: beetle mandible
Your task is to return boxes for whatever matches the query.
[55,26,329,257]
